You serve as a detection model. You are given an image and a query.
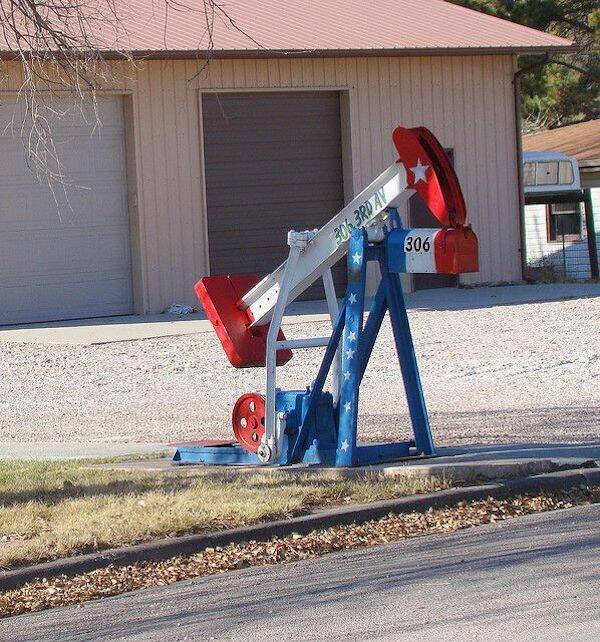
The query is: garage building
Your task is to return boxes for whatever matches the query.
[0,0,571,324]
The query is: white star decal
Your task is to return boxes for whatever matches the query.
[352,252,362,265]
[410,158,429,184]
[347,330,357,342]
[343,401,351,412]
[341,439,350,452]
[343,370,351,381]
[348,293,357,304]
[346,347,355,360]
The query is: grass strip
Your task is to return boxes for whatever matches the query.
[2,487,597,618]
[0,460,448,569]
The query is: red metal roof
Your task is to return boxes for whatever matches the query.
[523,120,600,166]
[1,0,573,57]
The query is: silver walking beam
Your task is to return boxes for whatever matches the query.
[240,162,411,328]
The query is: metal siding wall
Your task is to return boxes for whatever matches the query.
[1,55,521,312]
[127,60,207,313]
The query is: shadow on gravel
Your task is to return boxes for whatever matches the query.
[0,473,215,508]
[360,406,600,445]
[0,479,164,508]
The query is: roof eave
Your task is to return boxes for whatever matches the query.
[122,44,577,60]
[0,44,575,61]
[579,160,600,170]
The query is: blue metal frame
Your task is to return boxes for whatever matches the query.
[174,212,435,467]
[336,230,367,466]
[288,302,346,463]
[332,224,435,466]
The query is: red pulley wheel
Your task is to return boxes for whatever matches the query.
[232,393,265,453]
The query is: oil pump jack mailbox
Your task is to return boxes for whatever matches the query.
[174,126,479,467]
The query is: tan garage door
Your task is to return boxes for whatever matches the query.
[0,98,133,325]
[202,91,346,300]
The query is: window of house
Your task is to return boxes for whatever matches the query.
[547,202,582,241]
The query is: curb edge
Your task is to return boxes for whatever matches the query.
[2,466,598,592]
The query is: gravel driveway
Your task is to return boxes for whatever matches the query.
[1,294,598,446]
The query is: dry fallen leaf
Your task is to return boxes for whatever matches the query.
[0,488,596,619]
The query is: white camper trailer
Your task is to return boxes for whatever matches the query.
[522,151,598,280]
[523,151,581,195]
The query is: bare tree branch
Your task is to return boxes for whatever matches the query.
[0,0,259,186]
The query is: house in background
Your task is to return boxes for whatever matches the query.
[0,0,572,325]
[522,120,600,281]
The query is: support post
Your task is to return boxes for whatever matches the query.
[263,242,302,462]
[379,246,435,456]
[322,267,341,402]
[336,229,367,466]
[584,189,599,280]
[356,281,387,385]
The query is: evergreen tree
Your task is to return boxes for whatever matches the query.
[449,1,599,130]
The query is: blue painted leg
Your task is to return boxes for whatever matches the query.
[336,229,367,466]
[288,302,346,463]
[354,205,401,384]
[357,280,387,385]
[379,255,435,456]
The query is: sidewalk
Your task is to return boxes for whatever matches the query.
[4,441,598,484]
[0,441,170,461]
[102,441,600,482]
[0,283,598,346]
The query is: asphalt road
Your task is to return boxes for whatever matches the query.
[2,505,599,642]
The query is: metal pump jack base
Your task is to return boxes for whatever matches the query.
[174,214,435,467]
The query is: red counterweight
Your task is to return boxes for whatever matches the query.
[434,227,479,274]
[195,275,292,368]
[392,126,467,228]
